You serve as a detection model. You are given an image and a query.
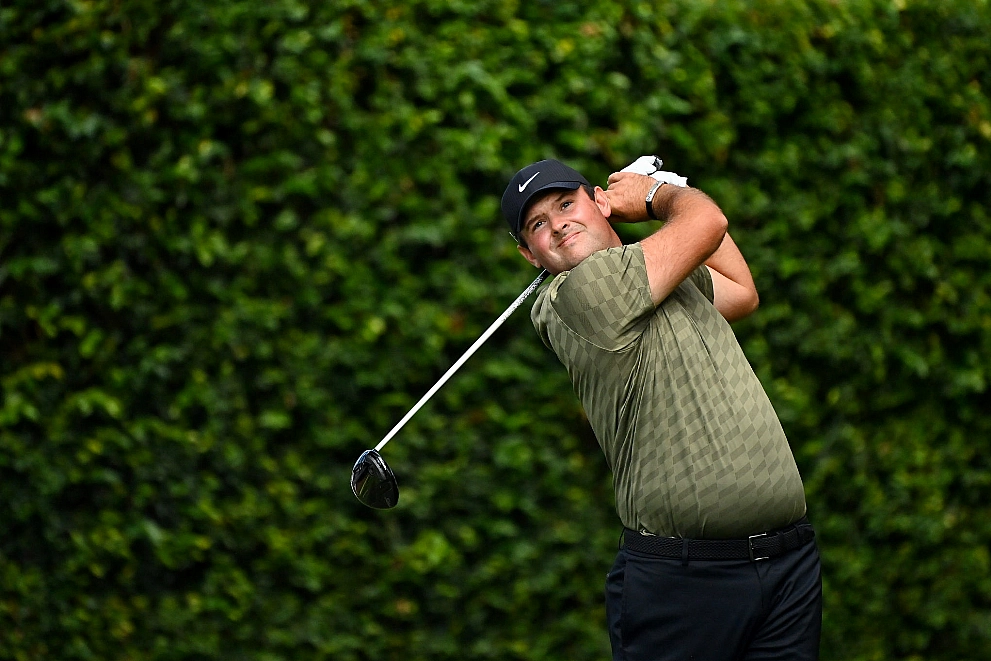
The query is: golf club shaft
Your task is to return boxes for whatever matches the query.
[375,270,549,452]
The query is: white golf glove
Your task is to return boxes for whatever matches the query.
[620,155,688,187]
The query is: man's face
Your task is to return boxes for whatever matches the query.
[517,186,621,275]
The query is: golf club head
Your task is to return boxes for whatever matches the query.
[351,449,399,509]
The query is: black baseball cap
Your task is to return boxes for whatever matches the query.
[501,159,591,239]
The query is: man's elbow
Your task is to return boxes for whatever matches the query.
[700,208,728,262]
[714,209,729,234]
[742,288,759,318]
[721,286,759,323]
[739,284,760,320]
[707,210,729,252]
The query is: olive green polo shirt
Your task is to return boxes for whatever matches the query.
[530,243,806,538]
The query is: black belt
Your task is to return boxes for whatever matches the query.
[623,517,814,562]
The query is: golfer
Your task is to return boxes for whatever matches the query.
[502,158,822,661]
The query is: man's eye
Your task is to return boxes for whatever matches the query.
[561,201,572,210]
[532,220,544,230]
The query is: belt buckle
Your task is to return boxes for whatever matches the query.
[748,532,770,561]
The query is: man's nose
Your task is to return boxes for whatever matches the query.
[550,215,569,233]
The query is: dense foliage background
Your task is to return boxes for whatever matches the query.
[2,0,990,658]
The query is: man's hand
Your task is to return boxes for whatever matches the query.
[604,156,689,223]
[603,172,658,223]
[618,155,689,187]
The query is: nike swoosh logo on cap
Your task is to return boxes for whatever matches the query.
[518,172,540,193]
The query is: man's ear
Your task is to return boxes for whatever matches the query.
[517,243,542,269]
[594,185,612,218]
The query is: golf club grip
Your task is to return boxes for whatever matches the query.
[375,270,549,452]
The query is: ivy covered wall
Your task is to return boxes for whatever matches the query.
[1,1,989,659]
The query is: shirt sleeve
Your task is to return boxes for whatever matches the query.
[689,266,715,304]
[546,244,654,352]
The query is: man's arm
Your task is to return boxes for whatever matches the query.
[605,172,727,306]
[605,172,758,320]
[705,233,759,322]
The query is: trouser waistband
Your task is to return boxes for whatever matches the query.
[623,517,814,562]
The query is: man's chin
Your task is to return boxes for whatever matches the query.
[556,246,600,272]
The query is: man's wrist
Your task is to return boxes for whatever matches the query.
[645,180,665,220]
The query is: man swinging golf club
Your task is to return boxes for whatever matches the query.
[502,156,822,661]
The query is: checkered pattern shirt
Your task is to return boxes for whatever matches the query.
[531,244,806,538]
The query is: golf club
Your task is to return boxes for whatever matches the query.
[351,270,549,509]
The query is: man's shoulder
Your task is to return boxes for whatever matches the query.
[530,280,557,349]
[552,244,647,299]
[531,244,654,352]
[574,243,645,276]
[531,245,641,313]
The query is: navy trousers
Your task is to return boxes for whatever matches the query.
[605,530,822,661]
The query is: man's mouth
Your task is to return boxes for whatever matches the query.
[558,231,580,248]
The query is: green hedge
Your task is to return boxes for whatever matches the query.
[1,0,989,658]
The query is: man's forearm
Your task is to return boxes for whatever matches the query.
[705,233,756,292]
[705,232,759,321]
